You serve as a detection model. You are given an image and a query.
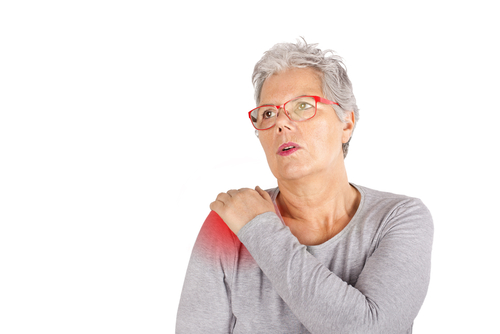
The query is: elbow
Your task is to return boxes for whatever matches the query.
[335,298,414,334]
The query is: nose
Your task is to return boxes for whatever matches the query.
[274,107,294,133]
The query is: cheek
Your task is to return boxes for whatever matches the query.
[259,137,275,159]
[307,119,342,155]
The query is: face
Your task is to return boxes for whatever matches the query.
[258,67,354,182]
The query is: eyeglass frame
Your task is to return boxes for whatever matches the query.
[248,95,339,131]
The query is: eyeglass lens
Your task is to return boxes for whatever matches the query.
[250,96,317,130]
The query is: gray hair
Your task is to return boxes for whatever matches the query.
[252,38,359,158]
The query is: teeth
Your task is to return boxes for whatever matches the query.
[283,146,295,151]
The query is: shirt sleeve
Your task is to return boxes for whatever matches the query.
[176,211,238,333]
[237,198,434,334]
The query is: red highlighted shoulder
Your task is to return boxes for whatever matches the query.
[194,211,240,261]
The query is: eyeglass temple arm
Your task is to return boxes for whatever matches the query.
[316,96,339,105]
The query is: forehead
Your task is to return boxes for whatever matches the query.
[260,67,324,105]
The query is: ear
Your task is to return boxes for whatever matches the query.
[342,111,355,144]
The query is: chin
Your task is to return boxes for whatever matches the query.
[273,163,312,181]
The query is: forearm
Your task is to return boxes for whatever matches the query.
[237,208,432,334]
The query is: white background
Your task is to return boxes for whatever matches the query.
[1,0,499,333]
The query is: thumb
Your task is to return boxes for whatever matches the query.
[255,186,272,202]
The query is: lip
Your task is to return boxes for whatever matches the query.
[277,142,301,156]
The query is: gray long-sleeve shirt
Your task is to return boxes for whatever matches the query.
[176,183,433,333]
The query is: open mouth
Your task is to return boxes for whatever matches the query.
[277,142,300,156]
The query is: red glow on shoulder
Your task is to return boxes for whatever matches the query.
[195,211,241,261]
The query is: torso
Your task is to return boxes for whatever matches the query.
[283,214,353,246]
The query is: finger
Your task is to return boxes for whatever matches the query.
[227,188,254,199]
[215,192,231,203]
[255,186,272,201]
[226,189,239,197]
[209,200,223,212]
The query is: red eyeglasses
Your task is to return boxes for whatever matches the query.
[248,95,339,130]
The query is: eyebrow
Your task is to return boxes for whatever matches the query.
[259,94,311,107]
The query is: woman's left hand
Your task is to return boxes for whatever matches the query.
[209,186,276,235]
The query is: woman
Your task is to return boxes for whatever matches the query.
[176,39,433,334]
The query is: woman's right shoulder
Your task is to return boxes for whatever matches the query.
[192,210,241,261]
[193,186,278,260]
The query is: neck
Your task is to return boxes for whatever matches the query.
[276,161,360,242]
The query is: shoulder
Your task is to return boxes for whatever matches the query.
[193,210,241,262]
[264,187,279,200]
[354,183,431,213]
[353,183,433,234]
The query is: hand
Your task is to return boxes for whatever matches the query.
[209,186,276,235]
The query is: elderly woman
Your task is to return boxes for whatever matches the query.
[176,39,433,334]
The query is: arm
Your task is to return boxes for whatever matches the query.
[176,211,238,333]
[237,198,434,334]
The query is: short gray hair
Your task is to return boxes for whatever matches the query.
[252,38,359,158]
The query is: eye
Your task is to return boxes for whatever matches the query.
[297,102,313,110]
[262,109,276,119]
